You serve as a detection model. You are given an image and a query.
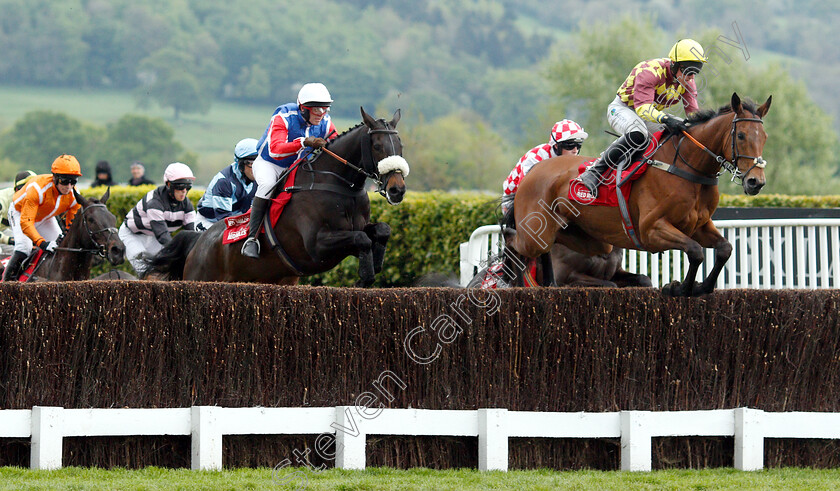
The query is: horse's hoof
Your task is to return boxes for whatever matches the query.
[689,282,710,297]
[356,278,374,288]
[662,281,706,297]
[661,281,686,297]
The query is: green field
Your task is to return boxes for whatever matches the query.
[3,466,840,490]
[0,85,355,182]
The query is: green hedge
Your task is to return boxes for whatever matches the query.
[79,186,840,285]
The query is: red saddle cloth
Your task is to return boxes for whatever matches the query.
[222,165,300,244]
[1,249,46,282]
[19,249,46,282]
[568,131,663,207]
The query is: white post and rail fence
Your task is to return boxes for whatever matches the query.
[3,406,840,471]
[460,218,840,288]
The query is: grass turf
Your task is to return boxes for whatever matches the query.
[3,466,840,490]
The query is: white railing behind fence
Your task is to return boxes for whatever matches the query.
[459,219,840,288]
[2,406,840,472]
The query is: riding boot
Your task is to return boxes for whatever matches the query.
[241,197,270,258]
[2,251,27,282]
[577,131,648,198]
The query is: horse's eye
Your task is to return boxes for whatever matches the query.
[737,132,746,140]
[373,143,384,151]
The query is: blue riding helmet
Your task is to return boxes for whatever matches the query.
[234,138,259,161]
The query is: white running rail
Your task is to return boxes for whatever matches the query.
[1,406,836,472]
[459,219,840,288]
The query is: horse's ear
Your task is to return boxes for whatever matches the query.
[390,109,401,128]
[73,189,88,207]
[757,95,772,118]
[360,106,376,127]
[101,186,110,204]
[731,92,742,113]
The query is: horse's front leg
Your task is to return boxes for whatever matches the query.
[364,222,390,274]
[315,230,375,287]
[690,221,732,294]
[644,221,707,297]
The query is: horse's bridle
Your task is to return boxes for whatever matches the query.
[55,203,118,258]
[676,113,767,184]
[361,122,402,198]
[315,123,402,198]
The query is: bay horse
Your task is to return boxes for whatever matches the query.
[18,189,125,281]
[505,92,771,296]
[145,107,408,285]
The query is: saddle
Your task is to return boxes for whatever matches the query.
[0,249,48,282]
[568,131,664,207]
[18,249,47,282]
[222,164,301,245]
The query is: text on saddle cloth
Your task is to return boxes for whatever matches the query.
[568,131,663,206]
[222,165,300,245]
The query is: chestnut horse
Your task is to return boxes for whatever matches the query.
[145,107,408,285]
[505,93,771,296]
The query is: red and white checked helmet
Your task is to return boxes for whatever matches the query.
[549,119,588,145]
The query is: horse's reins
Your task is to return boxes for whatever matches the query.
[54,204,117,257]
[677,114,767,183]
[315,124,402,199]
[612,113,766,250]
[20,203,116,280]
[263,123,403,275]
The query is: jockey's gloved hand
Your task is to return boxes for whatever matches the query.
[661,115,689,134]
[303,137,327,149]
[39,240,59,252]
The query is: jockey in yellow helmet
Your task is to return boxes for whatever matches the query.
[576,39,707,198]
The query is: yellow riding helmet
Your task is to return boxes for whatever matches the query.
[668,39,708,63]
[14,170,36,191]
[51,154,82,176]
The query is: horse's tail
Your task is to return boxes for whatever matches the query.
[500,196,516,230]
[142,231,202,280]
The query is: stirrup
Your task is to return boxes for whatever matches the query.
[241,237,261,258]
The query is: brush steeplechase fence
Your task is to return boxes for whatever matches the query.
[3,283,840,469]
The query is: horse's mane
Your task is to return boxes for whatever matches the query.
[326,118,390,147]
[326,122,367,148]
[685,98,760,126]
[68,198,100,231]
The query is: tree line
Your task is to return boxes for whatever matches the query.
[0,3,838,194]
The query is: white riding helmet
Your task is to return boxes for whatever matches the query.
[297,83,333,107]
[163,162,196,184]
[234,138,259,160]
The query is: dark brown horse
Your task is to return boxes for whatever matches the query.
[505,93,771,296]
[19,189,125,281]
[145,107,408,285]
[550,245,651,287]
